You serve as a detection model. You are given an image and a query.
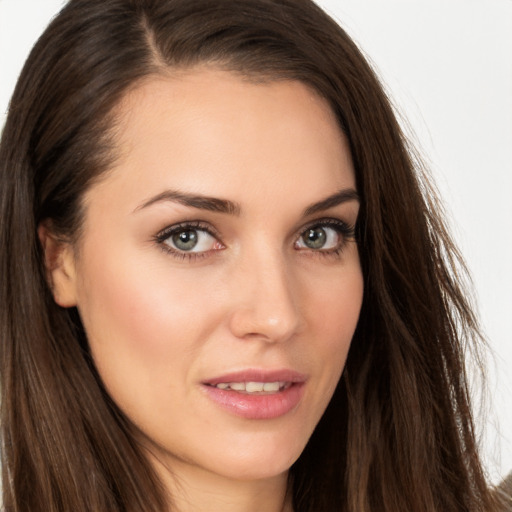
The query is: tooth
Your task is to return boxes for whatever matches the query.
[215,381,288,393]
[246,382,264,393]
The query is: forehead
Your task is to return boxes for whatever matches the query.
[88,67,355,214]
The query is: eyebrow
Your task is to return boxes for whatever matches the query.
[134,187,359,217]
[135,190,241,215]
[302,188,360,216]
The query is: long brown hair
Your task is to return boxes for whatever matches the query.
[0,0,501,510]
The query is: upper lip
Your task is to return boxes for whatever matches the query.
[202,368,308,386]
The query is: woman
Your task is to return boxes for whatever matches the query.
[0,0,503,510]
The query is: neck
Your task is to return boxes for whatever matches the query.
[147,450,293,512]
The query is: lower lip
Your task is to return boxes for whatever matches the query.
[201,383,305,420]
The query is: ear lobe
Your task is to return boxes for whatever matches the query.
[38,222,78,308]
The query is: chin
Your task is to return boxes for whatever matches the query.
[199,431,307,481]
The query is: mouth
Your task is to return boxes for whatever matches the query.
[201,369,307,419]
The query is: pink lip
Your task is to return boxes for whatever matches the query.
[201,369,307,420]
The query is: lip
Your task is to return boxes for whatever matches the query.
[201,369,307,420]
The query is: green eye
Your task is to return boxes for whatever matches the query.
[160,225,219,254]
[296,223,346,252]
[302,227,328,249]
[172,230,199,251]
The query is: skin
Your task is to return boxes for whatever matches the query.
[44,68,364,512]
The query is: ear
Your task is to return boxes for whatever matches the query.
[38,222,78,308]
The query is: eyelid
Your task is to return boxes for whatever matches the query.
[294,217,356,253]
[153,220,225,260]
[296,217,355,239]
[154,220,221,243]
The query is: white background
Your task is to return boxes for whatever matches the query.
[1,0,511,484]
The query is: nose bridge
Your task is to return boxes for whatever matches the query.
[228,239,301,342]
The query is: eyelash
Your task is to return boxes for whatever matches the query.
[153,218,356,262]
[295,218,356,259]
[154,221,221,261]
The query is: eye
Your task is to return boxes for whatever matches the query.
[165,228,217,253]
[294,220,354,254]
[297,226,340,250]
[155,222,223,257]
[168,228,214,252]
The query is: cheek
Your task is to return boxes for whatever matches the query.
[298,258,363,410]
[306,260,363,348]
[74,247,222,408]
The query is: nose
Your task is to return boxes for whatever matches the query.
[227,246,303,343]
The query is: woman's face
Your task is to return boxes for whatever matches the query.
[52,69,363,484]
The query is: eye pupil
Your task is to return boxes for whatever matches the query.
[303,227,326,249]
[172,230,198,251]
